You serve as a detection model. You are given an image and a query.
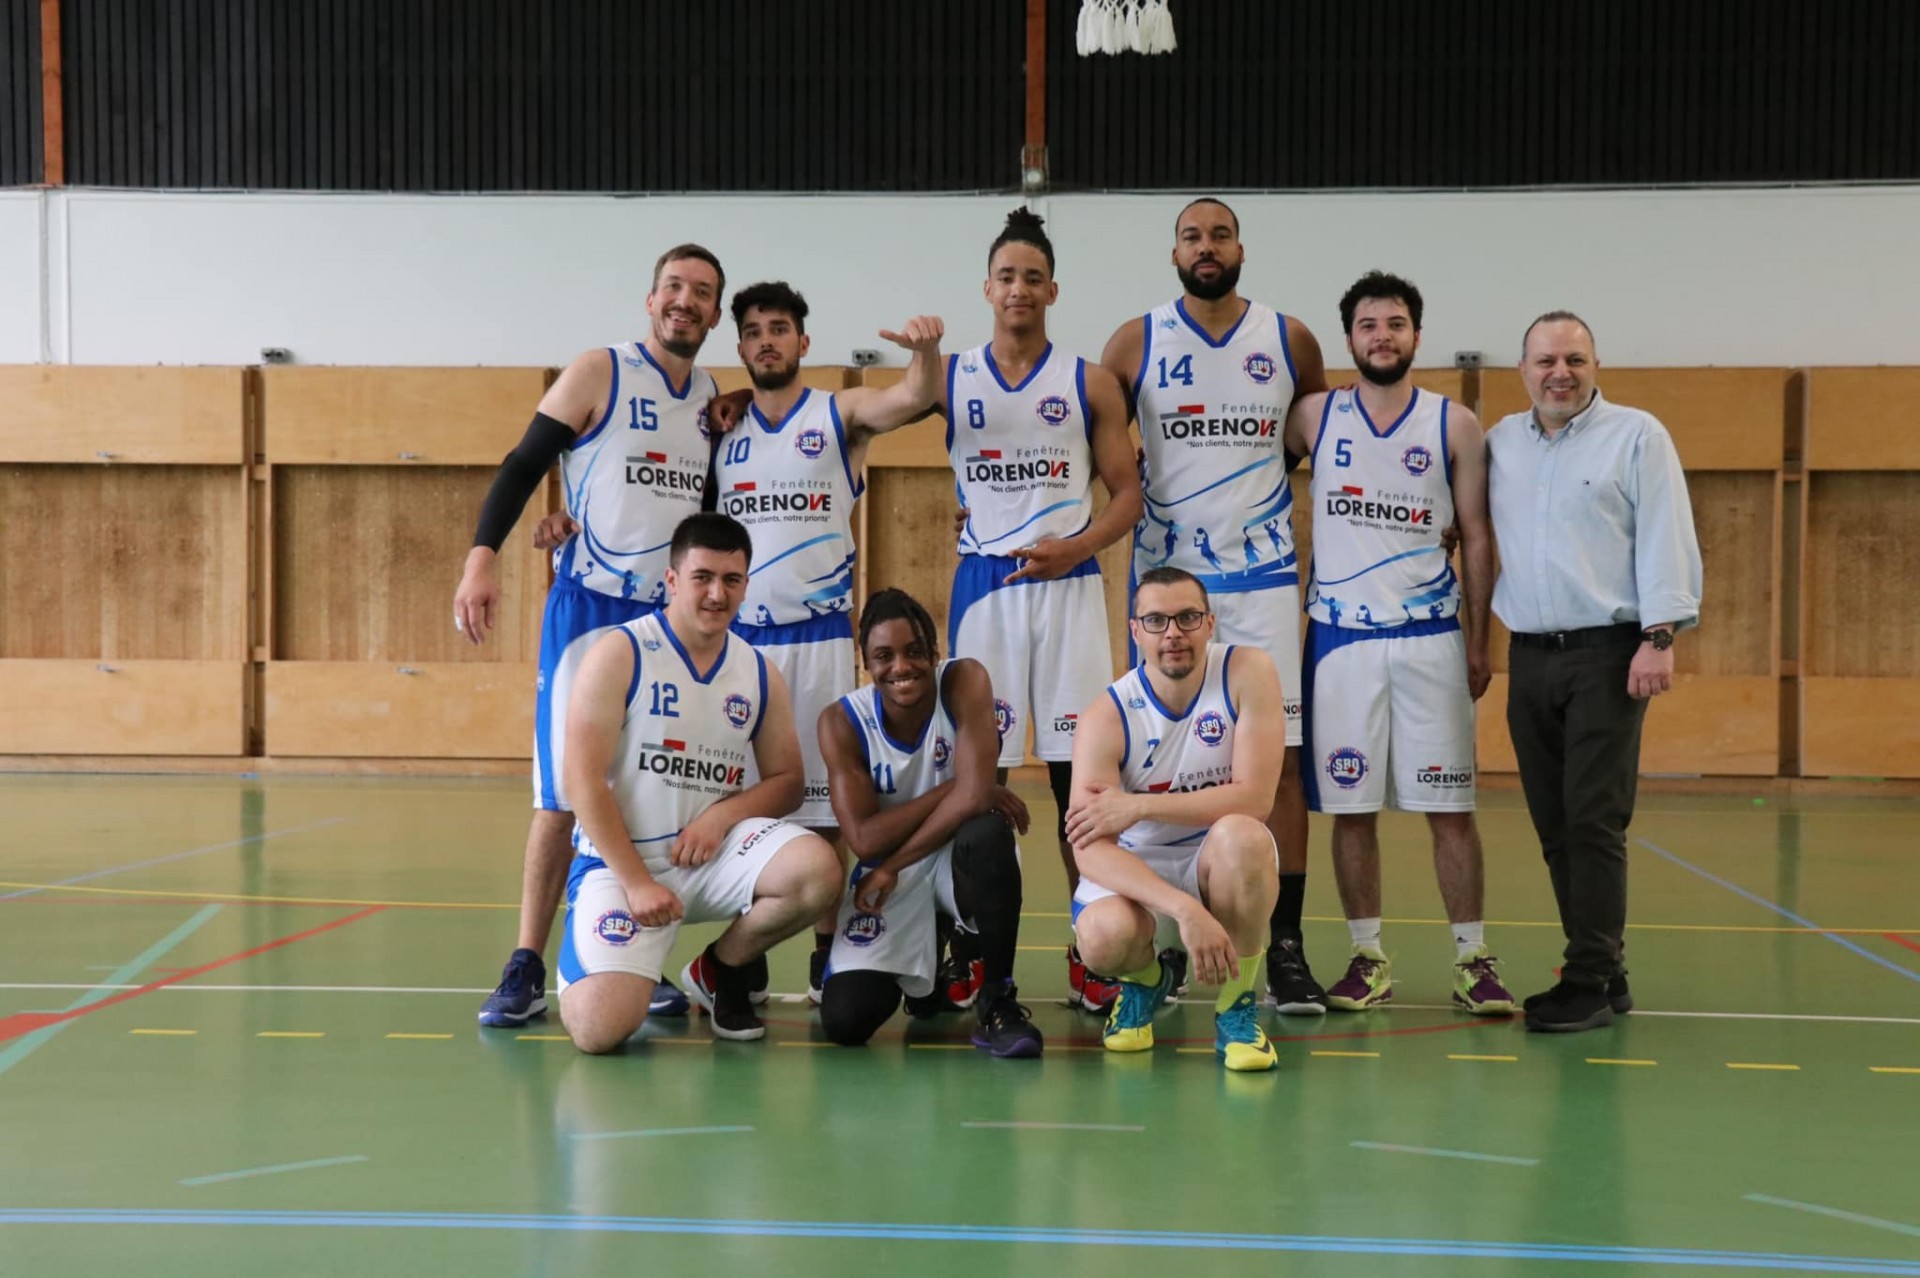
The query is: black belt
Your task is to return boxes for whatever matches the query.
[1510,623,1642,651]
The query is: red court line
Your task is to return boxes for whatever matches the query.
[1886,933,1920,955]
[0,906,386,1044]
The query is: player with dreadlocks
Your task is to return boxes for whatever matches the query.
[813,588,1042,1056]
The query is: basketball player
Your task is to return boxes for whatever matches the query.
[1099,198,1331,1015]
[813,589,1042,1056]
[459,244,727,1029]
[939,207,1142,1013]
[554,513,843,1052]
[1065,567,1285,1072]
[1284,271,1513,1015]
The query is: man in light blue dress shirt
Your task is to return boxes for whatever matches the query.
[1486,312,1702,1034]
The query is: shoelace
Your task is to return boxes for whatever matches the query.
[1461,957,1503,985]
[1217,996,1259,1042]
[495,955,537,993]
[984,997,1033,1030]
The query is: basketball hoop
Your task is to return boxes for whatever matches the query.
[1075,0,1178,56]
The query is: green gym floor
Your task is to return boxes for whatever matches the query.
[1,776,1916,1276]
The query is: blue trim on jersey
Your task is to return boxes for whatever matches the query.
[636,342,696,400]
[657,613,730,685]
[827,394,864,498]
[622,627,644,709]
[840,698,871,768]
[876,696,936,757]
[1221,644,1240,722]
[971,501,1091,551]
[1108,687,1132,770]
[1136,662,1202,724]
[1075,359,1093,445]
[942,353,958,454]
[535,578,662,811]
[984,342,1053,394]
[947,551,1101,650]
[1309,614,1462,653]
[749,649,769,741]
[1276,311,1298,384]
[1359,386,1419,440]
[750,386,812,435]
[1313,544,1443,588]
[1176,297,1249,348]
[1132,315,1152,405]
[1310,393,1338,471]
[1439,397,1454,487]
[751,531,846,577]
[1141,455,1277,511]
[730,611,853,647]
[575,348,621,451]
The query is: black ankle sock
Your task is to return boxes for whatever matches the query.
[814,930,834,951]
[1270,873,1307,947]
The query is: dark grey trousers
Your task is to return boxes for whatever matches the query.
[1505,633,1649,989]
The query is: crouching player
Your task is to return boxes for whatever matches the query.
[815,588,1043,1057]
[556,513,842,1052]
[1065,567,1284,1071]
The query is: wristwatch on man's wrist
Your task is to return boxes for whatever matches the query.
[1641,627,1674,652]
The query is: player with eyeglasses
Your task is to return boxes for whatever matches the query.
[1062,566,1286,1071]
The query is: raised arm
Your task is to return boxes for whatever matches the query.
[1446,404,1494,700]
[836,316,947,461]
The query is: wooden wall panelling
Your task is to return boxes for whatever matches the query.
[707,365,853,396]
[1478,368,1789,470]
[1805,367,1920,471]
[1802,473,1920,679]
[0,660,246,754]
[1801,677,1920,779]
[264,662,536,758]
[0,367,248,463]
[261,367,550,464]
[1476,674,1779,778]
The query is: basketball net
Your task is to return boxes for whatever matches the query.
[1075,0,1178,56]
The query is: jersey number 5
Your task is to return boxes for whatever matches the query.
[1334,438,1353,468]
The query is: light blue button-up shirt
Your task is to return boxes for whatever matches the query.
[1487,388,1702,634]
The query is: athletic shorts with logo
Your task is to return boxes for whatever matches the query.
[1071,832,1277,954]
[949,553,1112,768]
[533,577,659,812]
[732,613,856,828]
[1300,617,1476,814]
[823,845,967,999]
[557,817,812,987]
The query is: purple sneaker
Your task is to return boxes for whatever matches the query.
[1452,948,1517,1015]
[972,982,1043,1058]
[1326,947,1393,1011]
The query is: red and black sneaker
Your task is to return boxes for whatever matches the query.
[680,945,765,1041]
[1067,945,1120,1014]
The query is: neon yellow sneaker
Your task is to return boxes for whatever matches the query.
[1214,990,1277,1071]
[1102,962,1175,1053]
[1452,947,1517,1015]
[1325,946,1393,1011]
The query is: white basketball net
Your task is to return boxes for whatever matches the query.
[1076,0,1178,56]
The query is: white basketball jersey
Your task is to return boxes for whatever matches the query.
[555,342,718,604]
[838,661,959,809]
[1131,299,1300,593]
[714,388,862,626]
[1305,387,1460,629]
[575,612,769,874]
[1108,644,1240,849]
[946,343,1094,556]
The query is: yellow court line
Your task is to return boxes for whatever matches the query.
[385,1033,453,1041]
[129,1028,197,1036]
[1449,1054,1519,1062]
[1174,1047,1217,1054]
[1868,1066,1920,1075]
[1727,1062,1800,1071]
[1311,1050,1380,1058]
[1587,1058,1658,1067]
[256,1031,324,1039]
[5,881,1915,936]
[516,1034,571,1042]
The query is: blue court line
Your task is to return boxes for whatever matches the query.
[1637,838,1920,986]
[1744,1195,1920,1240]
[0,817,348,901]
[180,1156,370,1188]
[1350,1141,1539,1167]
[0,904,224,1077]
[0,1210,1916,1272]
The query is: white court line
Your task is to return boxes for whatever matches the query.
[570,1126,755,1142]
[1744,1194,1920,1239]
[0,817,349,900]
[1351,1141,1538,1167]
[961,1122,1144,1132]
[179,1155,369,1187]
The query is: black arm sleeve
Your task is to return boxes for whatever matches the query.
[472,411,576,551]
[1285,447,1305,474]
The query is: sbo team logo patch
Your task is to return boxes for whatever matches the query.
[1401,445,1433,477]
[1326,747,1369,789]
[595,910,638,946]
[1193,710,1227,747]
[1243,353,1277,384]
[843,914,886,946]
[1035,395,1071,427]
[994,699,1016,740]
[724,693,753,728]
[932,736,952,769]
[795,428,828,459]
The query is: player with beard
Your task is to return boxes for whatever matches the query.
[462,245,734,1029]
[940,209,1142,1014]
[1281,271,1512,1015]
[1099,198,1331,1015]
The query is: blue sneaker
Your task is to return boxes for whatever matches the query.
[1214,990,1277,1071]
[477,948,547,1026]
[1102,960,1176,1053]
[650,977,691,1018]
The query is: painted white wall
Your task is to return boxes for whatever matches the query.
[5,185,1916,368]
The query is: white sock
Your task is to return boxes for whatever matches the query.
[1347,917,1382,952]
[1453,921,1485,960]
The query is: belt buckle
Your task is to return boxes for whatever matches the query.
[1544,631,1570,651]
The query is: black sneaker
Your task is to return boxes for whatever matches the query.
[649,978,690,1017]
[1265,938,1327,1015]
[807,949,828,1006]
[477,948,547,1026]
[971,982,1044,1058]
[746,952,770,1007]
[681,945,765,1041]
[1523,981,1614,1033]
[1524,974,1633,1015]
[1160,947,1191,998]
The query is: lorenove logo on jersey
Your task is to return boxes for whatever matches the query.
[1035,395,1072,427]
[1243,353,1278,384]
[1052,711,1079,735]
[795,428,828,459]
[1326,746,1369,789]
[625,452,706,493]
[724,694,753,729]
[722,483,833,518]
[1401,445,1434,477]
[1193,710,1227,747]
[965,451,1071,483]
[1158,407,1279,441]
[638,738,747,786]
[1415,763,1474,789]
[595,910,638,945]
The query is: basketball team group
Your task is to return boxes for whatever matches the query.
[450,198,1704,1070]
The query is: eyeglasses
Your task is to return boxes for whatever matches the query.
[1133,609,1209,634]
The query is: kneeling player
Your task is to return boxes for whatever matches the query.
[1066,567,1284,1071]
[557,514,842,1053]
[815,589,1042,1057]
